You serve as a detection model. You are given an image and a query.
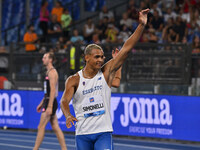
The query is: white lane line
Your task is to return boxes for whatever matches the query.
[115,138,200,148]
[114,143,177,150]
[2,130,199,149]
[0,129,75,137]
[0,133,178,150]
[0,133,74,142]
[0,143,50,150]
[0,137,75,147]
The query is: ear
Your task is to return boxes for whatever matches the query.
[85,55,89,63]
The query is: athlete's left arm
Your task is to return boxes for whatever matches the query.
[36,97,45,112]
[103,9,149,87]
[112,67,122,88]
[46,69,58,115]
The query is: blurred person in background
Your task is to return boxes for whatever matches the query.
[127,0,139,20]
[23,24,38,52]
[148,28,158,43]
[150,10,164,33]
[140,30,149,43]
[55,37,67,53]
[163,8,177,23]
[118,24,132,43]
[179,8,190,24]
[182,0,197,13]
[192,35,200,54]
[33,52,67,150]
[70,29,84,44]
[157,0,176,13]
[48,14,62,43]
[162,18,174,43]
[89,33,101,44]
[178,36,189,51]
[96,16,109,41]
[99,5,114,23]
[61,8,72,41]
[139,1,148,11]
[39,0,49,43]
[190,9,200,32]
[83,18,96,43]
[120,12,133,31]
[174,16,187,42]
[51,1,64,23]
[105,24,119,43]
[150,2,162,17]
[0,46,8,74]
[167,27,179,43]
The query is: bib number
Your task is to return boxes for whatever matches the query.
[82,95,105,118]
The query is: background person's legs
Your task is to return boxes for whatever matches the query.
[33,112,50,150]
[50,115,67,150]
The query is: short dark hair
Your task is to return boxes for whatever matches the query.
[56,0,62,6]
[63,8,68,11]
[41,0,47,7]
[27,24,34,30]
[46,52,56,63]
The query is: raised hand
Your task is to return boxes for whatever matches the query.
[139,9,150,26]
[112,48,120,58]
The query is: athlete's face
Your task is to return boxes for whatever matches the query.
[85,49,105,69]
[42,53,51,66]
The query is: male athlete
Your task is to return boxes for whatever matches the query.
[60,9,149,150]
[33,52,67,150]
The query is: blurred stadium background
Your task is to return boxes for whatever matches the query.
[0,0,200,149]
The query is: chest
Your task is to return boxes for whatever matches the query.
[78,76,104,96]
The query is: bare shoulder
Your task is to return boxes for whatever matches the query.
[65,73,80,88]
[48,69,58,78]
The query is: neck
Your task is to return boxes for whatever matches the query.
[46,64,54,72]
[83,65,99,78]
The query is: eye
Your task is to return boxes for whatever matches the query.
[94,55,104,59]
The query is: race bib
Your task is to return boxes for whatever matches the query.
[82,95,105,118]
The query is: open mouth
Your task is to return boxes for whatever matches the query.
[96,62,102,67]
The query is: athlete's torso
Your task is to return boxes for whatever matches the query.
[73,70,113,135]
[44,68,58,98]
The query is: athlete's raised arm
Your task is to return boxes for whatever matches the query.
[113,9,149,70]
[103,9,149,87]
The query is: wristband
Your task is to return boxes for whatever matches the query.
[66,115,72,120]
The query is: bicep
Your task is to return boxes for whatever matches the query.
[61,80,75,105]
[61,87,74,105]
[102,59,117,87]
[110,49,128,72]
